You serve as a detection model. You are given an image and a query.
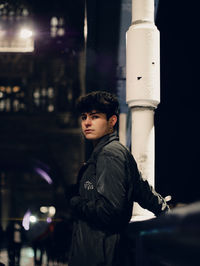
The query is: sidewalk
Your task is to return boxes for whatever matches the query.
[0,247,35,266]
[0,247,68,266]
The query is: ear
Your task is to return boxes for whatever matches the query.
[109,115,117,127]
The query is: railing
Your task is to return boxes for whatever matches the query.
[124,201,200,266]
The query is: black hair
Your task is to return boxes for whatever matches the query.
[77,91,119,120]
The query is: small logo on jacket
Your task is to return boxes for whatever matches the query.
[84,181,94,190]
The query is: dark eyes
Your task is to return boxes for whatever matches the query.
[81,116,87,120]
[92,115,99,119]
[81,115,99,120]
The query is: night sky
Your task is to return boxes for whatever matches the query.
[155,1,200,203]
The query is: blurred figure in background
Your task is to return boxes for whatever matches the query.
[45,216,73,265]
[6,221,24,266]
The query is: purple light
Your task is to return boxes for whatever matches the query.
[34,168,53,184]
[47,217,52,223]
[22,209,31,230]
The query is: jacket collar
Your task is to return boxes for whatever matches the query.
[87,132,119,163]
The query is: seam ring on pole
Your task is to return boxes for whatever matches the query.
[132,20,153,26]
[131,106,155,111]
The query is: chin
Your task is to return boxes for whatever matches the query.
[84,134,96,140]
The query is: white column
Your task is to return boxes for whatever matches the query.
[126,0,160,218]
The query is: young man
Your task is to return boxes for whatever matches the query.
[68,91,169,266]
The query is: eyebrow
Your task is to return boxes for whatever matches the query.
[81,111,100,116]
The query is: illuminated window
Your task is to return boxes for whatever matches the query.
[50,16,65,38]
[0,85,26,112]
[33,86,55,113]
[0,4,34,52]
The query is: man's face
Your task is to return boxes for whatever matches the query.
[81,111,117,141]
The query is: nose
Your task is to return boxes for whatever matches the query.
[83,116,92,127]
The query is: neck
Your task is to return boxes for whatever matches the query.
[92,130,114,147]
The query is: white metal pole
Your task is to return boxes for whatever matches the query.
[126,0,160,218]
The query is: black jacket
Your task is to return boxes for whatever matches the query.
[69,133,169,266]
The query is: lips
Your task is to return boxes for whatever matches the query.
[84,129,94,134]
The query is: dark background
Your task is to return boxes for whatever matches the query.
[155,1,200,203]
[0,0,199,226]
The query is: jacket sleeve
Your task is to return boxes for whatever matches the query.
[70,152,129,228]
[132,167,170,216]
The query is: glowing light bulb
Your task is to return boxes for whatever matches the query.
[19,28,33,39]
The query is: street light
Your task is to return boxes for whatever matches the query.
[19,28,33,39]
[30,215,37,223]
